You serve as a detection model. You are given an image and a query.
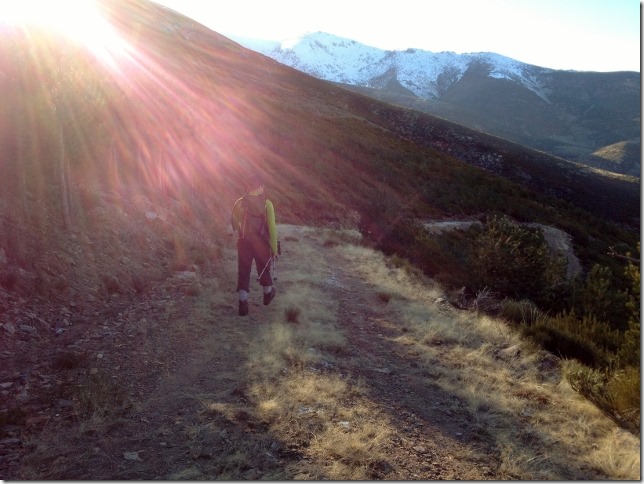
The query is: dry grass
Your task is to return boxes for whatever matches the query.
[308,225,640,480]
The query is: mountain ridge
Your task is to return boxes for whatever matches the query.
[235,31,641,177]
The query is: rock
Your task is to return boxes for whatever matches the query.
[374,367,391,374]
[26,416,49,426]
[0,437,21,446]
[123,451,143,461]
[19,325,36,334]
[496,345,521,360]
[3,323,15,335]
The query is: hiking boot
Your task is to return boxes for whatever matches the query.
[263,287,276,306]
[239,300,249,316]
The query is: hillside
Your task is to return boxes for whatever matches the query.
[0,0,640,478]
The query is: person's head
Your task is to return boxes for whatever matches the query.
[245,173,264,193]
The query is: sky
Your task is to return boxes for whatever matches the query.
[152,0,640,72]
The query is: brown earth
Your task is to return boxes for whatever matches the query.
[0,205,639,479]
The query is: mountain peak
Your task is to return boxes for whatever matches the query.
[240,31,548,100]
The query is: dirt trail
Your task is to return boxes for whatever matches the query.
[1,224,639,480]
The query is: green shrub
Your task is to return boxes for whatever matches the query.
[500,299,544,325]
[604,366,640,430]
[618,249,640,367]
[470,216,567,305]
[522,323,607,368]
[547,309,621,354]
[572,264,629,329]
[566,361,640,433]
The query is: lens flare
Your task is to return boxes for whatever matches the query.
[0,0,128,67]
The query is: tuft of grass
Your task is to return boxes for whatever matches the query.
[0,406,27,427]
[184,282,201,297]
[101,275,121,295]
[285,306,301,323]
[0,268,19,291]
[501,299,544,325]
[53,351,87,370]
[74,371,131,421]
[565,361,640,433]
[376,291,392,303]
[131,273,151,294]
[604,366,640,429]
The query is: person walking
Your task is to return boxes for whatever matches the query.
[231,173,278,316]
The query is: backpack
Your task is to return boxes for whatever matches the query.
[240,194,268,239]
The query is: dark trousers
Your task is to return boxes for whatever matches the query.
[237,236,273,292]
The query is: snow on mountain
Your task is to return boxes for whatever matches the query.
[231,31,553,101]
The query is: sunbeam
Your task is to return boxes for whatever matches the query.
[0,0,129,68]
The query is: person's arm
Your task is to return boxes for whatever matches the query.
[265,199,278,255]
[231,197,244,233]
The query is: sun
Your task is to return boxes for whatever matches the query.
[0,0,128,66]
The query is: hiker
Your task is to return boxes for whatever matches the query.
[231,173,278,316]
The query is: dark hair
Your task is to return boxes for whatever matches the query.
[246,173,263,191]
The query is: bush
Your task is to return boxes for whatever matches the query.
[618,250,640,366]
[572,264,629,329]
[500,299,544,325]
[604,366,640,431]
[470,216,567,305]
[549,309,621,354]
[522,324,608,368]
[566,361,640,434]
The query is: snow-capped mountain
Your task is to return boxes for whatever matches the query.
[232,31,640,177]
[234,31,551,101]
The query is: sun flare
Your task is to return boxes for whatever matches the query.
[0,0,128,65]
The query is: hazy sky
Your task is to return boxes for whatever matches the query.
[152,0,640,72]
